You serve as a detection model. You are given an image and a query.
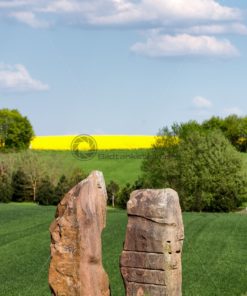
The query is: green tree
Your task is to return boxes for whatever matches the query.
[0,162,13,202]
[172,120,203,138]
[107,180,120,207]
[202,115,247,152]
[16,151,46,201]
[202,116,224,131]
[36,176,55,205]
[116,178,145,209]
[116,183,132,209]
[11,168,32,202]
[53,175,70,205]
[0,109,34,150]
[69,168,87,188]
[142,128,247,212]
[223,115,247,152]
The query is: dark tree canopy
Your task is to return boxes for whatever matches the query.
[0,109,34,150]
[164,115,247,152]
[36,176,55,206]
[11,168,32,202]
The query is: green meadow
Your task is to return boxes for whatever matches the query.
[0,149,247,295]
[0,203,247,296]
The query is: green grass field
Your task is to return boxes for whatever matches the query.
[0,203,247,296]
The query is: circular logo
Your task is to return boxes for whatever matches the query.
[71,134,98,160]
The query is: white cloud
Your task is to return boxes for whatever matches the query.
[83,0,241,25]
[0,0,242,25]
[40,0,81,13]
[177,23,247,35]
[223,107,243,116]
[0,1,245,58]
[0,64,49,92]
[143,0,241,21]
[9,11,50,28]
[131,33,239,57]
[193,96,212,109]
[0,1,32,8]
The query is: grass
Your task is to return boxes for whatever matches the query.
[35,149,145,186]
[0,149,147,186]
[0,203,247,296]
[242,202,247,208]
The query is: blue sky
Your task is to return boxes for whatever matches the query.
[0,0,246,136]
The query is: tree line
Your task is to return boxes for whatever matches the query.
[0,153,86,205]
[111,117,247,212]
[1,108,247,212]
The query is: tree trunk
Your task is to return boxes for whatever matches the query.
[33,180,37,202]
[112,194,115,208]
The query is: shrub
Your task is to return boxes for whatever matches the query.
[142,128,247,212]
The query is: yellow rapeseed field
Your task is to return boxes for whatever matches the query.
[30,135,158,150]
